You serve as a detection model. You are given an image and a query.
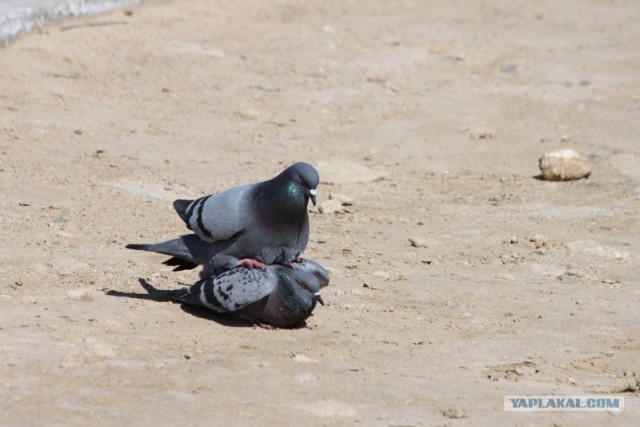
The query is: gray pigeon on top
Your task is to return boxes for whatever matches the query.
[126,162,319,277]
[171,259,328,328]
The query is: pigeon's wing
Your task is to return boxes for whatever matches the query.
[188,267,278,313]
[173,184,254,244]
[295,259,330,288]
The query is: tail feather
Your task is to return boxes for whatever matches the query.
[126,243,151,251]
[125,234,209,270]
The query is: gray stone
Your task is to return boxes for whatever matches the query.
[318,199,345,214]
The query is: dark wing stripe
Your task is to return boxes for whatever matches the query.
[184,199,199,225]
[217,285,231,301]
[196,195,214,239]
[202,279,225,311]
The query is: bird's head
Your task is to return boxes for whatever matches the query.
[290,162,319,206]
[290,268,324,306]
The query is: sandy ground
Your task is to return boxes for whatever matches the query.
[1,0,639,425]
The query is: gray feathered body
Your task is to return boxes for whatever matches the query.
[175,263,327,328]
[127,162,319,276]
[178,179,309,270]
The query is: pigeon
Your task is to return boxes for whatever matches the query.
[172,260,328,328]
[126,162,319,277]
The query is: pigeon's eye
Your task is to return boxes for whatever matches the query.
[299,283,309,290]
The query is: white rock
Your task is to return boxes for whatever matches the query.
[611,372,639,393]
[442,408,466,419]
[318,199,345,214]
[468,130,493,139]
[539,149,592,181]
[408,237,426,248]
[237,109,260,120]
[329,193,353,205]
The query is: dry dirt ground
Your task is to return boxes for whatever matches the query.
[1,0,639,425]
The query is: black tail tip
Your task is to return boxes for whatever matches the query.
[126,243,147,250]
[162,256,198,272]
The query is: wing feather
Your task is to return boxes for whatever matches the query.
[174,185,254,243]
[190,267,277,312]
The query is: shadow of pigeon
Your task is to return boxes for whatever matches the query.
[106,278,311,329]
[106,278,250,328]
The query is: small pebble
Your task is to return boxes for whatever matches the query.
[469,130,493,139]
[500,63,518,74]
[408,237,426,248]
[237,109,260,120]
[611,372,639,393]
[318,199,344,214]
[442,408,466,419]
[539,149,592,181]
[329,193,353,206]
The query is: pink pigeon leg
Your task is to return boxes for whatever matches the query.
[236,315,276,330]
[236,258,266,269]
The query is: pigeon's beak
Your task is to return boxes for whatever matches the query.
[308,188,317,206]
[313,292,324,306]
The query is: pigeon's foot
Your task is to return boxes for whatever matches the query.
[236,315,276,330]
[237,258,266,269]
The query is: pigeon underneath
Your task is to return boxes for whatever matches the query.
[126,162,319,277]
[172,260,328,328]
